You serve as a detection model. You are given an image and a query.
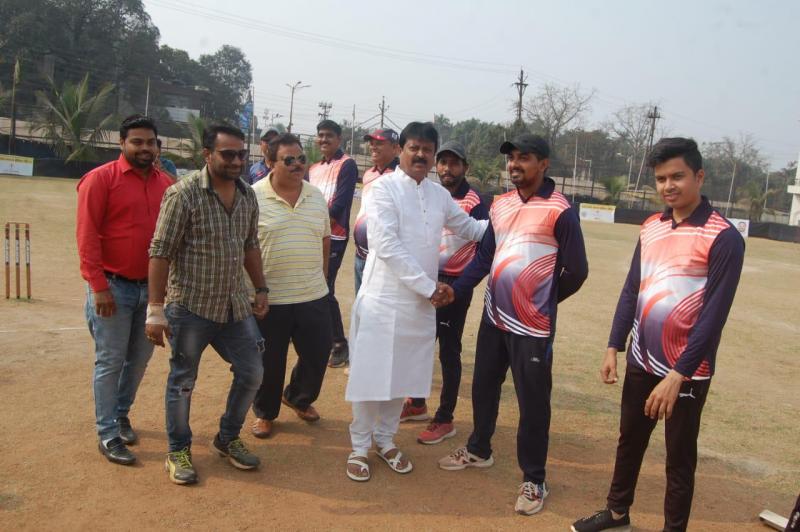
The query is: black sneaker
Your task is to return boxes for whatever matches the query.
[118,416,137,445]
[571,509,631,532]
[165,448,197,485]
[98,437,136,465]
[328,342,349,368]
[211,434,260,470]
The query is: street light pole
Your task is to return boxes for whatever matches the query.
[286,81,310,133]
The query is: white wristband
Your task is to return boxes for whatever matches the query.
[146,304,169,326]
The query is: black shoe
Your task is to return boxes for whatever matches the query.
[118,416,137,445]
[165,448,197,485]
[211,434,261,470]
[98,437,136,465]
[328,342,349,368]
[571,509,631,532]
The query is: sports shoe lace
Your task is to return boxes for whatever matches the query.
[229,438,250,455]
[451,447,469,462]
[172,448,192,469]
[519,481,540,501]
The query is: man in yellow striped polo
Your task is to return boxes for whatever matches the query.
[250,133,333,438]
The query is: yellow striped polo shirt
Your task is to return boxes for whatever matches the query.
[252,176,331,305]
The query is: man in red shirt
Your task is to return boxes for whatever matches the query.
[76,115,174,465]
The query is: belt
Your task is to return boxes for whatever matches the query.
[104,271,148,284]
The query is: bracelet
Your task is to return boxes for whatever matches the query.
[255,286,269,294]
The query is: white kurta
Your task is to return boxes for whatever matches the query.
[345,168,487,402]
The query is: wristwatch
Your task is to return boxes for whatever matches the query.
[255,286,269,294]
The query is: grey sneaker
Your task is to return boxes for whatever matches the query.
[211,435,260,470]
[571,509,631,531]
[165,448,197,485]
[515,481,549,516]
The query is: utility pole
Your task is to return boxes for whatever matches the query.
[318,101,332,121]
[571,134,579,201]
[379,96,386,128]
[634,105,661,191]
[351,105,356,156]
[512,68,528,126]
[725,159,738,217]
[286,81,310,133]
[144,76,151,115]
[9,56,20,155]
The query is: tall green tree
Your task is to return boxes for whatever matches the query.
[32,74,115,162]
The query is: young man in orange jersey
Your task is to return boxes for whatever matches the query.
[438,134,588,516]
[308,120,358,369]
[571,138,744,532]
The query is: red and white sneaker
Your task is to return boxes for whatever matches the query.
[438,446,494,470]
[400,400,429,422]
[417,421,456,445]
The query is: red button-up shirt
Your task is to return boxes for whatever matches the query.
[76,154,174,292]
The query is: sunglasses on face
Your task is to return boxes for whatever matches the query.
[216,149,248,162]
[281,154,307,166]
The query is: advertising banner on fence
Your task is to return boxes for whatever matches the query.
[728,217,750,238]
[580,203,616,223]
[0,154,34,176]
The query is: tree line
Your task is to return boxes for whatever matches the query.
[1,1,795,219]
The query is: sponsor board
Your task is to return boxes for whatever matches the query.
[0,154,34,176]
[580,203,616,223]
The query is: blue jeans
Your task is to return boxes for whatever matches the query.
[85,278,153,441]
[164,304,264,451]
[354,254,366,295]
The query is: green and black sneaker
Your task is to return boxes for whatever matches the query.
[165,447,197,485]
[211,434,261,470]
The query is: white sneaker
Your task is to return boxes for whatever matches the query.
[437,446,494,470]
[515,481,549,515]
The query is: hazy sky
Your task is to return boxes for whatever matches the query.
[143,0,800,167]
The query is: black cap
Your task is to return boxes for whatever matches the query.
[499,134,550,159]
[260,127,279,140]
[436,140,468,163]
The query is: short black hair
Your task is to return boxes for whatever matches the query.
[316,119,342,137]
[647,137,703,173]
[120,114,157,139]
[400,122,439,151]
[156,138,162,149]
[202,123,245,150]
[267,133,303,163]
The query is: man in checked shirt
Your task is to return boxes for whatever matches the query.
[145,123,269,486]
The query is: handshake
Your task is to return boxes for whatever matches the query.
[430,282,455,308]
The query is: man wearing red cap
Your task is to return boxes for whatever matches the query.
[351,129,400,300]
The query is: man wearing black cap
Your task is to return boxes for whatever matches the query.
[402,141,490,446]
[438,134,588,517]
[248,127,279,185]
[351,128,400,300]
[308,120,359,369]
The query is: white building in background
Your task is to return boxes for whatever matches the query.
[789,152,800,226]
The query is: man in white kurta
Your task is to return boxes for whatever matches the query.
[344,122,487,481]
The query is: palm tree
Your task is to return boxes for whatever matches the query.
[32,74,115,162]
[182,113,206,169]
[739,181,775,222]
[600,175,628,204]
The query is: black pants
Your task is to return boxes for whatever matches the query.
[252,296,332,420]
[787,493,800,531]
[466,320,553,483]
[326,240,347,346]
[606,363,711,532]
[411,274,472,423]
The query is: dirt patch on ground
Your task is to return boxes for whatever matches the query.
[1,176,797,530]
